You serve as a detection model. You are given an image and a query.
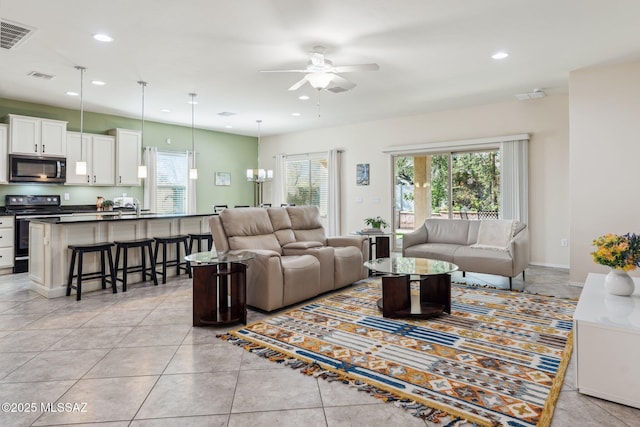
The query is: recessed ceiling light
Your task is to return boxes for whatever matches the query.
[66,91,79,96]
[225,125,233,129]
[93,33,113,42]
[298,95,310,101]
[187,100,198,105]
[160,108,171,113]
[491,51,509,60]
[292,112,301,117]
[91,80,106,86]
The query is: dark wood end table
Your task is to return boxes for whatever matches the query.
[186,251,254,327]
[364,257,458,319]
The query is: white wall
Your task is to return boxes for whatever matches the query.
[260,95,570,268]
[569,60,640,282]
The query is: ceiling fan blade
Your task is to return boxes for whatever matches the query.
[260,68,308,73]
[332,63,380,73]
[288,76,309,91]
[326,74,356,92]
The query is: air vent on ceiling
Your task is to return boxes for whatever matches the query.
[1,18,36,50]
[217,111,236,117]
[515,89,546,101]
[28,71,55,80]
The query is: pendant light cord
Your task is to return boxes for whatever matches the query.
[138,81,147,147]
[190,93,196,168]
[75,66,86,162]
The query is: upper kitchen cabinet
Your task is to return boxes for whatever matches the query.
[66,132,115,185]
[108,128,141,186]
[6,114,67,157]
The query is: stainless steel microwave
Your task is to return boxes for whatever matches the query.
[9,155,66,183]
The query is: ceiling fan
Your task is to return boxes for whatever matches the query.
[261,46,379,93]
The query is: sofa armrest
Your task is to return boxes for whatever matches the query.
[245,249,285,312]
[283,241,323,250]
[245,248,281,258]
[509,226,530,275]
[327,236,369,260]
[327,235,366,248]
[402,225,428,254]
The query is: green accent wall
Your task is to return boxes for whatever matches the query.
[0,98,258,211]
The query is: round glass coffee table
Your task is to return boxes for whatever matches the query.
[364,257,458,319]
[185,250,255,326]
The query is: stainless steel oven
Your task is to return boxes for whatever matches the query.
[5,195,68,273]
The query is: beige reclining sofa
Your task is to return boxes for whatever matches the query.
[210,206,369,311]
[402,218,529,289]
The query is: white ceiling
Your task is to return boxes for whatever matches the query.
[2,0,640,137]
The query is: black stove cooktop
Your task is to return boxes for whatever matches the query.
[5,195,63,216]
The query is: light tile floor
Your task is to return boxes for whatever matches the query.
[0,266,638,426]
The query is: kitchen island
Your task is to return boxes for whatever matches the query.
[29,212,213,298]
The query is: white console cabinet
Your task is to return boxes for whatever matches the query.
[573,273,640,408]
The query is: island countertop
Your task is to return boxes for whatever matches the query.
[28,212,212,298]
[30,212,214,224]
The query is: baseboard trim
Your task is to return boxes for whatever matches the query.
[529,261,570,269]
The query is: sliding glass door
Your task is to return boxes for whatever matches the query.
[393,149,500,250]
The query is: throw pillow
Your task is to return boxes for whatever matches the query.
[471,220,516,251]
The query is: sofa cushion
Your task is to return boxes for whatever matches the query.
[454,246,514,276]
[220,208,274,237]
[268,207,296,246]
[287,205,323,229]
[403,243,459,263]
[220,208,281,253]
[228,234,282,253]
[470,220,516,251]
[425,219,470,245]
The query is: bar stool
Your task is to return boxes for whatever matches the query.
[66,242,116,301]
[188,232,213,253]
[153,235,192,284]
[114,238,158,291]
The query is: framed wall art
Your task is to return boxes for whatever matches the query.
[215,172,231,186]
[356,163,370,185]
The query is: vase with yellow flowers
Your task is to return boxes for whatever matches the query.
[591,233,640,296]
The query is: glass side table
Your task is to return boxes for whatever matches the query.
[185,250,255,327]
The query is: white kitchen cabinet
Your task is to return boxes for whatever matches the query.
[0,215,14,272]
[66,132,115,185]
[6,114,67,157]
[573,273,640,409]
[0,124,7,183]
[108,128,141,186]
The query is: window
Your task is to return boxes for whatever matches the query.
[284,154,328,217]
[155,151,189,214]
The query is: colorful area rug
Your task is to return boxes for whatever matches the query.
[220,279,576,427]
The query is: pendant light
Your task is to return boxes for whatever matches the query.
[137,80,148,179]
[188,92,198,180]
[74,66,87,175]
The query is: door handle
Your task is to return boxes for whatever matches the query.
[42,144,45,153]
[34,144,38,153]
[93,175,96,183]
